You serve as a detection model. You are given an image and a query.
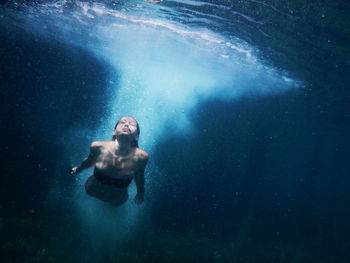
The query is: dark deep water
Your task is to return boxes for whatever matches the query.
[1,0,349,262]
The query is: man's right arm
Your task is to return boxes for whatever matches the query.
[71,142,101,175]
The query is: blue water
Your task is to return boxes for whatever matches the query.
[1,1,349,262]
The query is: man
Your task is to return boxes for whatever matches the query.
[71,117,149,206]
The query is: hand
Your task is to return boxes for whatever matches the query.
[134,193,144,205]
[71,166,79,175]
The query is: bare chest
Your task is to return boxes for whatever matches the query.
[96,150,137,177]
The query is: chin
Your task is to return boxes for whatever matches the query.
[118,133,130,138]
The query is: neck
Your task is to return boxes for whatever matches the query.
[115,137,133,155]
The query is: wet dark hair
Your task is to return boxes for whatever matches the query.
[112,117,140,147]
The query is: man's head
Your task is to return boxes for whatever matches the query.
[112,116,140,147]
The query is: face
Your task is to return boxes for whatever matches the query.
[113,117,138,140]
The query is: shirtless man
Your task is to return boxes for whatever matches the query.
[71,117,149,206]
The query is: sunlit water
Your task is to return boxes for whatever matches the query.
[3,0,302,254]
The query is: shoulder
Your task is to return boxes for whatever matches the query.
[135,148,149,163]
[90,141,111,150]
[134,149,149,172]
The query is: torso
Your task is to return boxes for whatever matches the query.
[94,141,145,179]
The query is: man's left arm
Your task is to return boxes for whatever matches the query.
[134,153,149,204]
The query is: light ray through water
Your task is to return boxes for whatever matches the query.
[14,0,300,250]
